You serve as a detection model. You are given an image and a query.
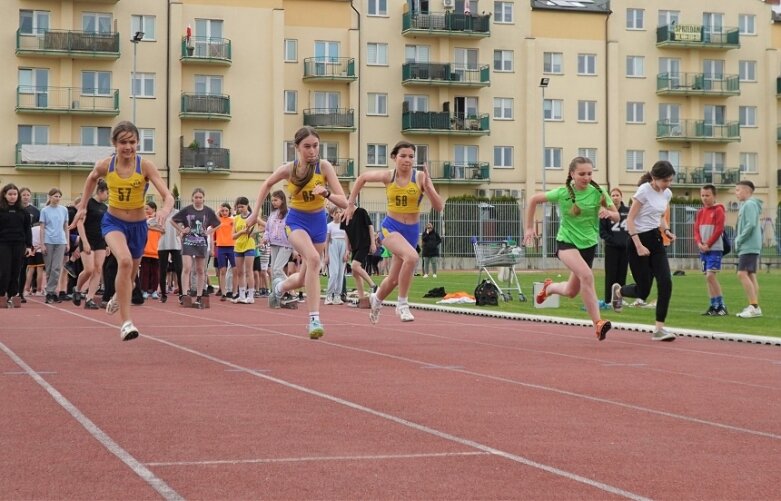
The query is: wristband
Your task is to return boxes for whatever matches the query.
[629,233,638,237]
[323,189,331,199]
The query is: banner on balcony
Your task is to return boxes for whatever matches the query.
[673,24,702,42]
[21,145,114,164]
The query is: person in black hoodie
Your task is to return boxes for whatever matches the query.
[599,187,630,306]
[421,222,442,278]
[0,184,33,308]
[17,187,40,303]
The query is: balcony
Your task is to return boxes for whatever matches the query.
[180,93,231,120]
[16,29,120,59]
[180,145,230,174]
[16,86,120,115]
[15,143,113,170]
[180,36,231,65]
[656,73,739,97]
[422,161,490,183]
[656,119,740,143]
[674,166,741,187]
[303,108,355,132]
[656,25,739,50]
[303,57,357,82]
[402,63,490,87]
[402,11,490,38]
[402,111,490,136]
[326,158,355,180]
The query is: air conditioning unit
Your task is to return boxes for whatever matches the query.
[443,0,455,9]
[728,201,739,212]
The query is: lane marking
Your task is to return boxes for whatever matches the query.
[4,371,57,375]
[146,451,488,467]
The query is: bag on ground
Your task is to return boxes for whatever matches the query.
[474,280,499,306]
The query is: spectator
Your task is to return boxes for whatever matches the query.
[421,222,442,278]
[694,184,727,316]
[72,179,108,309]
[599,187,629,307]
[0,184,33,308]
[734,180,763,318]
[39,188,69,304]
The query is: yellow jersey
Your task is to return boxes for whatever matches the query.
[386,168,423,214]
[233,214,256,253]
[106,155,148,210]
[287,160,327,212]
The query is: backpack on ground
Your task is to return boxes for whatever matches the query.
[474,280,499,306]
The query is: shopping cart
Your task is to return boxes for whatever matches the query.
[472,237,526,302]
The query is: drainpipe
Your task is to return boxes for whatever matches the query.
[165,0,172,188]
[604,7,612,189]
[350,0,361,182]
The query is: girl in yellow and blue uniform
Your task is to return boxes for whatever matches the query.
[247,126,347,339]
[345,141,444,325]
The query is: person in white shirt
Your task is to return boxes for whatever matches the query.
[324,206,348,304]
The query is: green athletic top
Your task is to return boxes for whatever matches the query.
[545,184,613,250]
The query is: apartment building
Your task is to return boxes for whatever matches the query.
[3,0,780,212]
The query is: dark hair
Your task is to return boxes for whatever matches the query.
[0,183,22,210]
[701,184,716,195]
[95,178,108,194]
[564,156,605,216]
[234,196,249,207]
[390,141,416,158]
[271,189,288,218]
[639,160,676,185]
[289,126,321,190]
[220,202,232,212]
[111,121,139,143]
[191,187,205,198]
[736,180,755,191]
[19,187,31,196]
[146,200,157,210]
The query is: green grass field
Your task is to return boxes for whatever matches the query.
[335,269,780,338]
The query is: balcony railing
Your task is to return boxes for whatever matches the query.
[303,57,357,81]
[181,36,232,64]
[656,25,739,49]
[402,11,491,37]
[421,161,491,183]
[303,108,355,131]
[674,166,741,186]
[402,111,490,135]
[180,93,231,120]
[325,158,355,179]
[656,73,739,96]
[16,86,120,115]
[15,143,114,170]
[180,145,230,173]
[402,62,490,87]
[16,29,120,58]
[656,119,740,143]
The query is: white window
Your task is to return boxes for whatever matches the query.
[739,61,756,82]
[314,40,339,62]
[405,45,430,63]
[626,8,644,30]
[283,141,296,162]
[626,102,644,123]
[544,147,562,169]
[131,15,155,40]
[494,2,513,23]
[544,99,562,121]
[195,18,223,44]
[367,144,387,166]
[543,52,563,74]
[626,56,645,77]
[658,10,679,27]
[284,39,297,62]
[659,104,680,131]
[578,148,597,169]
[19,10,49,35]
[194,75,222,95]
[493,97,513,120]
[320,142,338,163]
[312,91,340,111]
[578,54,596,76]
[658,150,680,169]
[138,128,154,153]
[83,12,112,34]
[494,146,513,168]
[739,106,757,127]
[132,73,155,98]
[284,90,297,114]
[368,93,387,115]
[454,145,478,178]
[367,43,388,65]
[414,144,428,168]
[18,68,49,107]
[739,14,756,36]
[81,71,111,96]
[404,95,429,112]
[194,130,222,149]
[703,151,725,173]
[18,125,49,145]
[493,50,513,72]
[740,152,758,173]
[81,126,111,146]
[578,100,596,122]
[367,0,387,16]
[703,12,724,35]
[626,150,644,171]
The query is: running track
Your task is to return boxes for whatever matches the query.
[1,298,779,500]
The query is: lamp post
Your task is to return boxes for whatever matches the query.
[539,77,550,269]
[130,31,144,124]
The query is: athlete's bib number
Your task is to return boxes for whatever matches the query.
[302,190,315,202]
[612,218,627,232]
[395,195,408,207]
[117,187,132,202]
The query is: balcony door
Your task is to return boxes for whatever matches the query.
[319,142,338,164]
[703,151,725,177]
[414,144,429,169]
[314,41,340,76]
[194,75,222,95]
[702,12,724,41]
[453,48,478,82]
[19,68,49,108]
[19,10,49,36]
[82,12,112,34]
[195,19,224,57]
[659,103,680,135]
[194,130,221,149]
[659,57,680,88]
[312,91,340,114]
[453,144,478,179]
[703,105,725,137]
[703,59,725,91]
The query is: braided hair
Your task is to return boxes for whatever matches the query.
[564,156,606,216]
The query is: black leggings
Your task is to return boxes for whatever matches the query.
[0,243,26,298]
[158,249,183,296]
[603,244,629,302]
[621,230,672,323]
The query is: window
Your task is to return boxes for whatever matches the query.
[543,52,563,74]
[544,147,562,169]
[626,150,644,171]
[658,150,680,169]
[404,95,428,112]
[82,12,112,34]
[739,106,757,127]
[81,126,111,146]
[493,97,513,120]
[578,100,596,122]
[18,68,49,107]
[578,54,596,76]
[414,144,428,168]
[283,141,296,162]
[367,144,387,166]
[658,10,679,27]
[454,145,478,177]
[405,45,430,63]
[18,125,49,145]
[82,71,111,96]
[284,90,297,114]
[313,91,340,111]
[626,102,644,123]
[453,47,478,80]
[368,93,387,116]
[739,14,756,36]
[284,39,298,62]
[703,151,725,173]
[659,103,680,130]
[367,0,387,16]
[138,128,154,153]
[19,10,49,35]
[493,50,513,72]
[131,15,155,40]
[626,8,644,30]
[626,56,645,77]
[494,146,513,168]
[314,40,339,62]
[494,2,513,23]
[193,130,221,149]
[194,75,222,95]
[543,99,562,121]
[739,61,756,82]
[659,57,681,84]
[367,43,388,65]
[578,148,597,169]
[131,73,155,98]
[320,142,338,163]
[740,152,758,173]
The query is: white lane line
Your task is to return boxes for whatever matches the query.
[0,340,183,501]
[146,451,488,467]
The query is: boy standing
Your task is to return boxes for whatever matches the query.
[734,180,763,318]
[694,184,727,315]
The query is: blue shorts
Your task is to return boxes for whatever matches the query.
[379,216,420,249]
[285,208,327,244]
[216,246,235,268]
[235,249,256,258]
[700,251,723,272]
[101,212,148,259]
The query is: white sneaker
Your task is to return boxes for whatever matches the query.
[106,295,119,315]
[332,296,344,305]
[369,293,382,324]
[324,294,333,305]
[432,274,437,278]
[151,291,159,300]
[736,305,762,318]
[423,274,428,278]
[120,320,139,341]
[245,295,255,304]
[396,304,415,322]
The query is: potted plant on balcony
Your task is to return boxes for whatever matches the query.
[185,25,195,56]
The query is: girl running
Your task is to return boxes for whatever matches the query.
[72,179,108,309]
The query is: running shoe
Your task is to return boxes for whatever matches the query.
[105,294,119,315]
[71,288,82,307]
[595,319,611,341]
[535,278,552,305]
[84,299,99,310]
[702,305,717,316]
[369,293,382,325]
[610,283,623,313]
[332,295,344,305]
[120,320,139,341]
[736,305,762,318]
[308,318,324,339]
[64,261,77,278]
[324,294,333,305]
[651,329,676,342]
[396,304,415,322]
[268,278,283,308]
[715,305,728,316]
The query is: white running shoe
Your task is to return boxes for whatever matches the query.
[332,296,344,305]
[120,320,139,341]
[369,293,382,324]
[245,294,255,304]
[324,294,333,305]
[106,295,119,315]
[396,304,415,322]
[736,305,762,318]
